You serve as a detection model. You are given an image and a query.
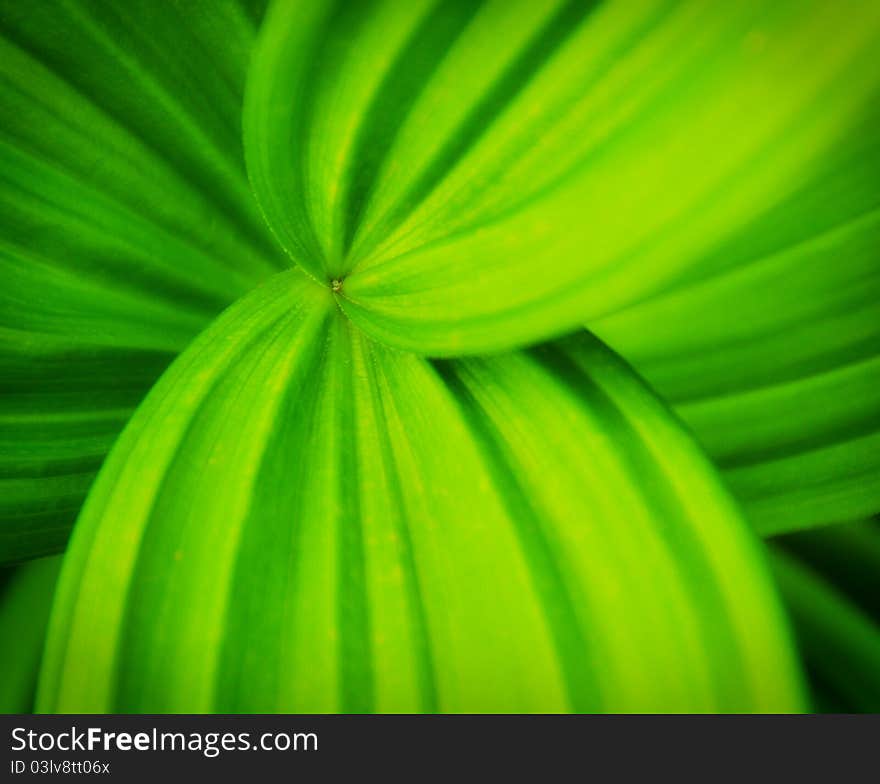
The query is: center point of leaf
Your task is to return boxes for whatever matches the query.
[330,278,344,293]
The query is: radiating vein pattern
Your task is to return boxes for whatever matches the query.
[246,0,880,354]
[3,0,877,716]
[0,0,285,562]
[39,271,803,713]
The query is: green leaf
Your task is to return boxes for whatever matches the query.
[0,0,285,562]
[39,270,804,712]
[594,102,880,535]
[245,0,880,354]
[0,556,61,712]
[775,520,880,614]
[769,522,880,712]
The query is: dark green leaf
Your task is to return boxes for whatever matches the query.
[770,522,880,712]
[0,0,285,562]
[0,556,60,712]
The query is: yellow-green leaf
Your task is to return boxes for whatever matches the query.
[245,0,880,355]
[595,103,880,534]
[39,271,804,712]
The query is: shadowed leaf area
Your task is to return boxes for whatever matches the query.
[0,556,60,712]
[0,0,284,562]
[770,519,880,712]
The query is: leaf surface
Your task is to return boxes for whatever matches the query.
[770,520,880,712]
[0,556,61,712]
[594,104,880,534]
[0,0,284,561]
[245,0,880,354]
[39,271,804,712]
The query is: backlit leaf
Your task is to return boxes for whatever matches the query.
[39,271,804,712]
[245,0,880,354]
[594,103,880,534]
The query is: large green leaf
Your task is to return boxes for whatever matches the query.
[0,556,61,712]
[0,0,285,562]
[594,103,880,535]
[38,270,804,712]
[245,0,880,355]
